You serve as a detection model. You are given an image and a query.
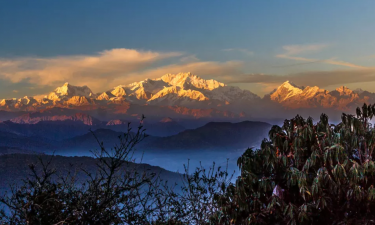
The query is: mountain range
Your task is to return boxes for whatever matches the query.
[0,73,372,122]
[0,120,271,154]
[0,113,186,139]
[268,81,373,110]
[0,73,257,111]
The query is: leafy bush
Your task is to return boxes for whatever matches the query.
[214,104,375,224]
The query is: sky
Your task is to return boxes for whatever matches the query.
[1,0,375,98]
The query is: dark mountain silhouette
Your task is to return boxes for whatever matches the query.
[59,129,159,152]
[0,120,186,141]
[107,120,186,137]
[0,146,42,155]
[0,154,182,193]
[10,111,102,125]
[3,111,187,139]
[141,121,272,151]
[0,131,55,151]
[59,121,272,153]
[0,120,94,140]
[0,120,272,155]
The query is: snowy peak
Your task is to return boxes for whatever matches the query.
[334,86,354,96]
[97,91,114,101]
[111,86,127,97]
[268,81,366,110]
[65,96,91,106]
[279,80,304,91]
[48,82,95,100]
[0,73,260,111]
[270,80,303,102]
[299,86,326,99]
[95,72,257,107]
[147,86,209,104]
[354,88,365,94]
[2,75,375,113]
[159,72,225,90]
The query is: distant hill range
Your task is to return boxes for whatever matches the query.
[0,109,186,139]
[0,120,271,155]
[0,73,371,121]
[141,121,271,151]
[0,154,182,194]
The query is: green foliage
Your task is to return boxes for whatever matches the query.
[214,103,375,224]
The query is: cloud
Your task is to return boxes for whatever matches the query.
[0,49,181,91]
[2,46,372,98]
[276,44,366,69]
[271,59,328,68]
[0,48,245,95]
[276,55,367,69]
[219,68,375,88]
[281,44,328,55]
[222,48,254,56]
[179,55,200,63]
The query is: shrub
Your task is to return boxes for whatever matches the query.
[215,103,375,224]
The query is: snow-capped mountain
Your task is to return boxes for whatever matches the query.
[1,73,375,121]
[47,82,95,101]
[0,73,259,111]
[0,96,40,111]
[0,73,252,120]
[270,81,304,102]
[96,72,259,107]
[269,81,363,110]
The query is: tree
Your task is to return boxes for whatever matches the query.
[0,118,232,225]
[0,119,164,224]
[156,161,233,224]
[214,103,375,224]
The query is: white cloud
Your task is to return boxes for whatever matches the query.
[219,68,375,88]
[281,44,328,55]
[276,44,366,69]
[0,49,181,91]
[2,46,372,98]
[0,49,245,94]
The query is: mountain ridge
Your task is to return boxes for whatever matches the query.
[0,73,374,120]
[0,120,272,154]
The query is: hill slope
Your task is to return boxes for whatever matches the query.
[142,121,272,151]
[0,154,182,193]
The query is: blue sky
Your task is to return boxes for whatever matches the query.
[1,0,375,98]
